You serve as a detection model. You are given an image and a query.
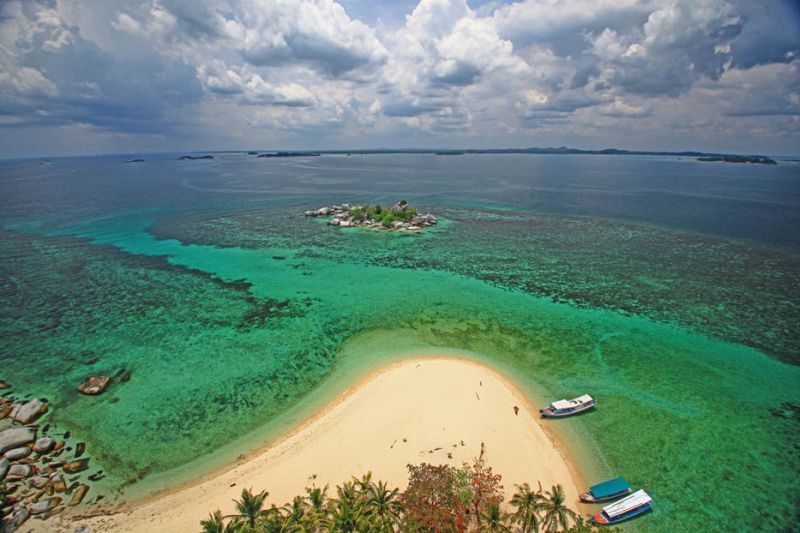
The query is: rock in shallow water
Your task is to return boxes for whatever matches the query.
[0,426,36,453]
[11,398,48,424]
[29,474,50,489]
[6,463,33,479]
[62,458,90,473]
[4,446,31,460]
[5,505,30,530]
[77,375,111,395]
[29,496,62,515]
[51,473,66,493]
[34,436,55,454]
[69,484,90,506]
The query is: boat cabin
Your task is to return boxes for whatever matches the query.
[593,489,653,525]
[539,394,596,417]
[581,476,632,503]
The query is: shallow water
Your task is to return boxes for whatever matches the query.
[1,153,798,531]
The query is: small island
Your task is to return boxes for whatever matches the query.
[304,200,437,230]
[178,155,214,160]
[696,155,777,165]
[257,151,321,158]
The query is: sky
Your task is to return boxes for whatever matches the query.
[0,0,798,157]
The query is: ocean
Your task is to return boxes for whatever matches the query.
[1,153,798,531]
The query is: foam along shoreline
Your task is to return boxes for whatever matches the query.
[57,357,585,532]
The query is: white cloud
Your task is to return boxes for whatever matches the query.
[0,0,798,155]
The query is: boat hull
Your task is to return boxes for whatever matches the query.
[593,502,653,525]
[580,488,632,503]
[539,402,596,418]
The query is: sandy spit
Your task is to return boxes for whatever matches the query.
[49,357,584,532]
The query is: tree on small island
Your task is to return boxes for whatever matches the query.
[199,452,621,532]
[350,202,418,227]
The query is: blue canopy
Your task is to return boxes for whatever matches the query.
[590,477,630,499]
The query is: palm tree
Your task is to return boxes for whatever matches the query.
[200,510,227,533]
[367,480,404,531]
[280,495,309,530]
[510,482,545,533]
[479,501,512,532]
[330,481,368,532]
[353,471,374,492]
[565,515,599,533]
[306,484,329,513]
[540,484,578,532]
[304,484,330,531]
[228,487,270,529]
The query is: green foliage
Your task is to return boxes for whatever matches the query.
[540,484,578,532]
[348,207,366,221]
[227,488,270,529]
[565,515,617,533]
[346,201,418,227]
[200,458,588,532]
[201,510,235,533]
[510,483,545,533]
[479,501,512,532]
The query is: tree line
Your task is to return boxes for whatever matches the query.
[200,446,617,532]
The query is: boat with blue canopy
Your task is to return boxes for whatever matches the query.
[580,477,632,503]
[539,394,596,417]
[592,489,653,525]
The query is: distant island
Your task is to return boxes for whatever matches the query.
[178,155,214,160]
[697,155,776,165]
[304,200,437,230]
[257,151,320,158]
[218,146,782,163]
[125,158,145,163]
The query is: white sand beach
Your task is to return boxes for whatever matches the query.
[53,357,584,532]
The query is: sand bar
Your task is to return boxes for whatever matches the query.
[53,357,584,532]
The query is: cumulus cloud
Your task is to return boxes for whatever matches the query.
[0,0,798,155]
[235,0,388,77]
[197,61,317,107]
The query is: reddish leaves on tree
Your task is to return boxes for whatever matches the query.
[467,442,504,530]
[401,463,468,532]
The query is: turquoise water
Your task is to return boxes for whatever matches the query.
[1,154,799,530]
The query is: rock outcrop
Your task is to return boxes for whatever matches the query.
[77,375,111,395]
[33,436,55,454]
[0,387,99,526]
[4,446,31,461]
[11,398,48,424]
[29,497,61,515]
[69,484,90,506]
[0,427,36,453]
[63,458,90,473]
